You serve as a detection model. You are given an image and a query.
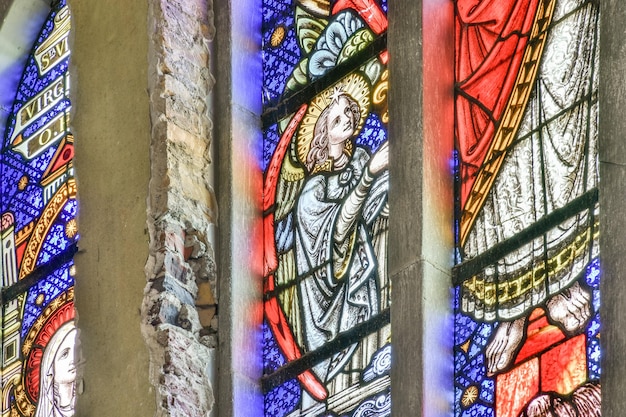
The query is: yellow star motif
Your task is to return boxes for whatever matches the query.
[65,219,78,239]
[18,176,29,191]
[270,25,286,47]
[461,386,479,408]
[22,340,32,354]
[35,294,45,306]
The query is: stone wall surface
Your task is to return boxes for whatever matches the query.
[70,0,156,415]
[143,0,218,416]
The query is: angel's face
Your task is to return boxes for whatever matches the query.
[326,96,355,146]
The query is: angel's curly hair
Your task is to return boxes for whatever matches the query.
[306,93,360,172]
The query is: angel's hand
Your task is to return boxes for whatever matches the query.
[369,142,389,175]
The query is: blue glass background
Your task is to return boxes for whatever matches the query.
[263,320,301,416]
[21,261,74,339]
[1,0,73,238]
[262,0,299,110]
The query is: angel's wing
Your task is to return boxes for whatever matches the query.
[273,136,305,346]
[263,105,307,275]
[263,105,328,401]
[283,7,327,95]
[332,0,387,35]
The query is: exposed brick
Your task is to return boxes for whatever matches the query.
[196,282,215,306]
[143,0,217,416]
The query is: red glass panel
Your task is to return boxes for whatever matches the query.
[455,0,540,211]
[540,335,587,395]
[496,359,539,417]
[515,312,565,364]
[454,0,601,415]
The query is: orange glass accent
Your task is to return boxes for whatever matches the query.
[540,334,587,395]
[496,359,539,417]
[528,308,544,321]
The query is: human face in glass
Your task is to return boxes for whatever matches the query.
[327,96,355,146]
[53,330,76,385]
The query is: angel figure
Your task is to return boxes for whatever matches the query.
[295,79,388,384]
[262,0,389,411]
[264,72,389,411]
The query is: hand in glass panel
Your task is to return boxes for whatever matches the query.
[368,141,388,175]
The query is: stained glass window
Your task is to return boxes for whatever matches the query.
[0,1,77,416]
[261,1,390,415]
[453,1,600,416]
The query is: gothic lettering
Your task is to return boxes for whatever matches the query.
[36,36,69,75]
[13,110,69,160]
[11,75,68,145]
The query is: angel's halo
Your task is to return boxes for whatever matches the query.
[296,72,371,171]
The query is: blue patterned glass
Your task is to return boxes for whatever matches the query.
[1,1,78,416]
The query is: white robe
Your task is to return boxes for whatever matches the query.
[462,0,599,321]
[295,147,388,384]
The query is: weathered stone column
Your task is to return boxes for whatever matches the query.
[70,0,155,415]
[599,1,626,414]
[388,0,454,416]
